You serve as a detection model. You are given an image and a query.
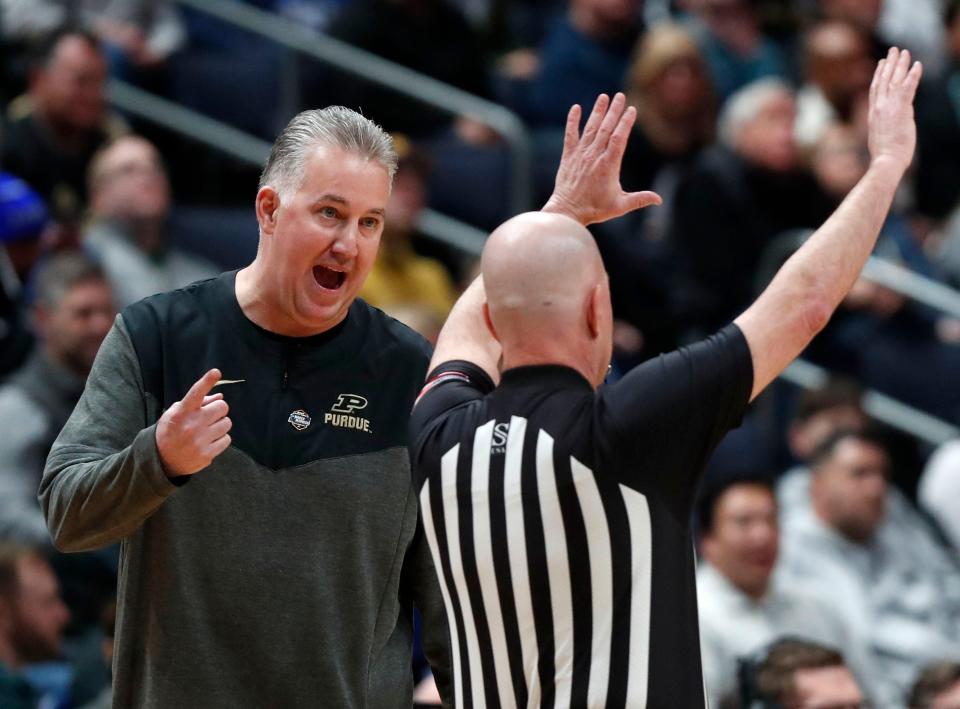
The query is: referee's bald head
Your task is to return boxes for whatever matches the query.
[482,211,612,387]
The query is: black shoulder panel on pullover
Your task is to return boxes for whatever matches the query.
[122,272,431,469]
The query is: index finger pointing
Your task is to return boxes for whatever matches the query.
[181,368,222,409]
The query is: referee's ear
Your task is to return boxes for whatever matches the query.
[586,284,602,339]
[482,303,500,342]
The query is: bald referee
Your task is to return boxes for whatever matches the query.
[409,48,922,708]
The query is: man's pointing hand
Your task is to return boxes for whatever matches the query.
[157,368,233,478]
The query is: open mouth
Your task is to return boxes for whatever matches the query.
[312,265,347,290]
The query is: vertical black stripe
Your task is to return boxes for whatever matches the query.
[645,503,706,707]
[554,449,593,706]
[598,478,634,708]
[428,460,474,709]
[521,425,556,708]
[457,432,502,709]
[487,426,529,707]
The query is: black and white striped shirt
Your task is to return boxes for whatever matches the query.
[410,325,753,708]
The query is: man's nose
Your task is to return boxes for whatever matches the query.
[331,224,359,260]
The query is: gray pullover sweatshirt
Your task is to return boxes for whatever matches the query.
[39,272,451,708]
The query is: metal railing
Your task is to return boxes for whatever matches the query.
[861,257,960,320]
[782,359,958,445]
[173,0,532,215]
[108,80,489,253]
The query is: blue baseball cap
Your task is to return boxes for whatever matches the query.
[0,173,48,244]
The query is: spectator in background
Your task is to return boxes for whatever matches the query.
[779,429,960,704]
[914,0,960,222]
[910,662,960,709]
[820,0,949,77]
[0,0,185,78]
[593,24,714,360]
[0,174,49,379]
[524,0,643,126]
[669,78,831,333]
[1,29,126,224]
[359,138,458,325]
[83,135,218,308]
[0,543,70,709]
[817,0,886,53]
[795,21,874,149]
[685,0,789,102]
[805,119,960,422]
[622,23,716,194]
[784,380,866,462]
[739,637,867,709]
[0,252,114,544]
[919,440,960,552]
[325,0,493,142]
[695,473,860,706]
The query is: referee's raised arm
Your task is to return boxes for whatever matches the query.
[734,47,922,402]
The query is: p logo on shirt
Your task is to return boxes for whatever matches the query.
[331,394,368,414]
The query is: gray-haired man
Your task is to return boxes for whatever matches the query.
[39,107,449,708]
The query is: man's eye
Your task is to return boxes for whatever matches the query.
[362,217,379,229]
[321,207,338,218]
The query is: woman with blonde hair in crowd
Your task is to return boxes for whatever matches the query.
[625,23,717,173]
[596,23,716,364]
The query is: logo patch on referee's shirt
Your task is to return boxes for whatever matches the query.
[491,422,510,455]
[287,409,312,431]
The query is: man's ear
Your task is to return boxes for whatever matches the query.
[586,283,602,339]
[255,187,281,235]
[482,302,501,343]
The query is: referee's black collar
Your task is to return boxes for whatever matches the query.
[500,364,593,391]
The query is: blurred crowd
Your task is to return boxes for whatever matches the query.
[0,0,959,707]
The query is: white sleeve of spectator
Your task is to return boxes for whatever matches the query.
[918,440,960,552]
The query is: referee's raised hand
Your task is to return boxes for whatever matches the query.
[867,47,922,175]
[544,92,662,226]
[156,368,232,478]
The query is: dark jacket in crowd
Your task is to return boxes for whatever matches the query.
[669,146,833,332]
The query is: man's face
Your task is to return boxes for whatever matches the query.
[811,126,869,201]
[702,484,778,598]
[813,438,888,543]
[815,33,873,111]
[33,36,107,132]
[92,138,171,222]
[257,144,390,335]
[9,556,70,664]
[39,279,115,375]
[737,92,797,172]
[791,665,865,708]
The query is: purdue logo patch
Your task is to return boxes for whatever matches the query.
[287,409,312,431]
[325,394,372,433]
